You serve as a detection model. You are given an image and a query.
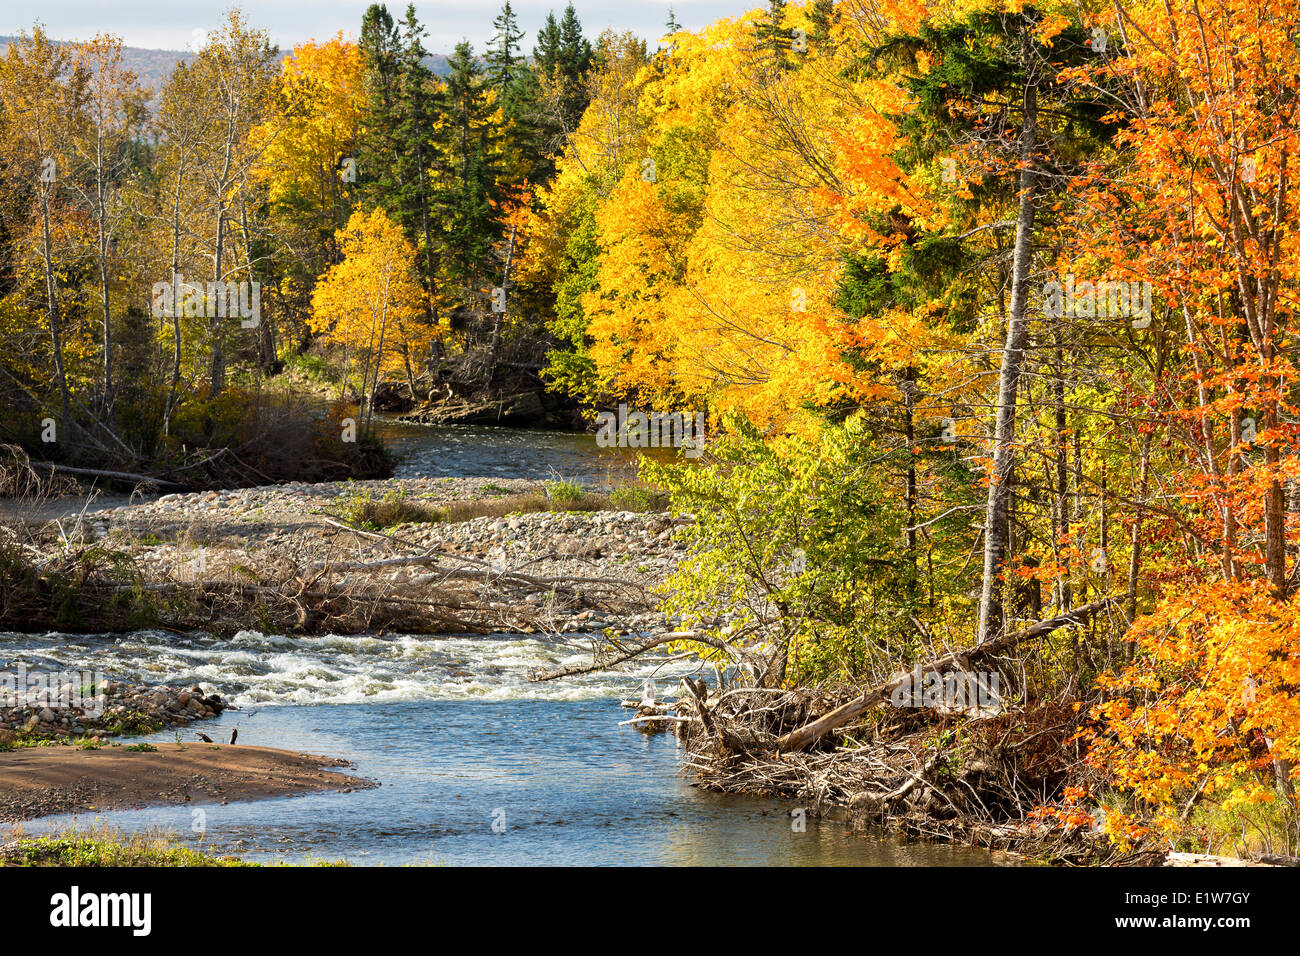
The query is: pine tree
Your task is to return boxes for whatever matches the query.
[808,0,836,43]
[530,6,592,179]
[357,4,441,320]
[879,11,1114,641]
[558,4,593,79]
[556,5,593,131]
[755,0,790,63]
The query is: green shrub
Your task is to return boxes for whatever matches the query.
[543,479,587,506]
[339,489,443,529]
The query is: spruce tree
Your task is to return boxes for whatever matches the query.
[395,4,440,314]
[755,0,790,63]
[535,13,562,77]
[556,5,593,131]
[486,1,525,94]
[431,41,501,300]
[356,4,403,206]
[809,0,836,43]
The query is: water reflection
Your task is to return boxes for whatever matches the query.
[16,700,998,867]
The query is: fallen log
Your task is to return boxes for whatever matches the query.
[774,597,1118,753]
[308,552,642,596]
[27,460,187,490]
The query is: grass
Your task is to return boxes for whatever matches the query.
[280,351,345,389]
[4,829,255,867]
[104,712,165,736]
[608,483,671,512]
[543,479,587,506]
[2,826,351,867]
[336,481,670,531]
[0,731,109,752]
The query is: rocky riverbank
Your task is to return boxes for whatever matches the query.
[1,477,689,638]
[1,680,226,743]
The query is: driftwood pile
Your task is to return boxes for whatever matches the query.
[599,600,1128,860]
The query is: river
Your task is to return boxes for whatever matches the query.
[373,416,676,483]
[1,422,996,865]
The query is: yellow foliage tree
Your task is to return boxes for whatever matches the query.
[310,208,433,429]
[253,34,363,223]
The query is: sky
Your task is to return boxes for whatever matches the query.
[3,1,753,52]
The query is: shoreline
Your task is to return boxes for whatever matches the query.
[0,742,373,823]
[4,480,1259,866]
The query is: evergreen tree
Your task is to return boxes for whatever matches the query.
[486,1,525,94]
[878,10,1114,640]
[529,6,592,179]
[755,0,790,63]
[556,5,593,131]
[535,12,562,77]
[357,4,441,320]
[395,4,440,315]
[557,4,593,80]
[489,0,547,189]
[431,41,502,301]
[809,0,836,43]
[356,4,402,205]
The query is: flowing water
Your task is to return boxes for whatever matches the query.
[1,630,993,866]
[1,424,997,865]
[373,416,676,484]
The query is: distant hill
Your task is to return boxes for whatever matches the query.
[0,36,199,93]
[0,36,451,94]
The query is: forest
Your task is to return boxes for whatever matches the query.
[2,0,1299,860]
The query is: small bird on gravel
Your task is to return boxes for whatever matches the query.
[195,732,214,743]
[229,728,238,745]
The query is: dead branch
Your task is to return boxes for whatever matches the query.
[775,597,1118,753]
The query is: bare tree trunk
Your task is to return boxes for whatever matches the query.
[1264,389,1287,598]
[483,222,517,385]
[1052,337,1071,613]
[367,289,391,436]
[160,167,187,444]
[38,185,72,437]
[977,75,1038,644]
[210,204,228,396]
[239,200,276,371]
[94,132,113,410]
[903,370,917,558]
[208,104,239,398]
